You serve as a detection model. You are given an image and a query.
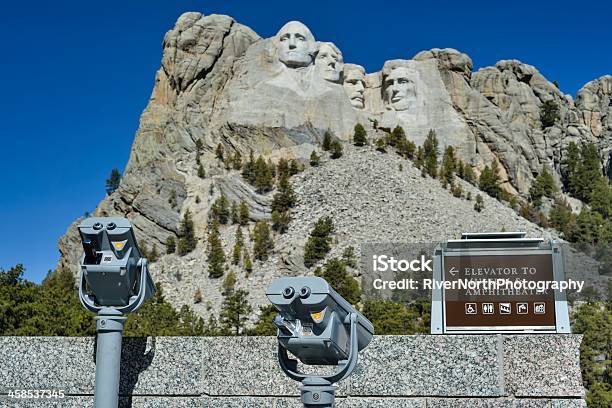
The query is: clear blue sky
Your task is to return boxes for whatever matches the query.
[1,0,610,282]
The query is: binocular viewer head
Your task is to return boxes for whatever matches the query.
[266,276,374,366]
[78,217,155,312]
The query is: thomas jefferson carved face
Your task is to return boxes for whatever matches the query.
[275,21,315,68]
[383,67,418,111]
[343,65,366,109]
[315,42,343,83]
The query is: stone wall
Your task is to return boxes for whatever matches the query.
[0,335,585,407]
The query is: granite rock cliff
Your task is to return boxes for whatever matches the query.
[57,12,611,317]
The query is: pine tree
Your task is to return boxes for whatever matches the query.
[549,198,575,238]
[462,163,476,184]
[540,100,560,127]
[574,143,604,202]
[254,156,274,192]
[165,236,176,254]
[247,305,278,336]
[474,194,484,212]
[589,177,612,218]
[310,150,320,166]
[219,274,252,336]
[289,159,300,175]
[450,182,463,198]
[322,130,333,151]
[271,210,291,233]
[425,155,437,178]
[314,258,361,305]
[195,139,204,164]
[243,249,253,273]
[207,220,225,278]
[399,138,416,160]
[389,126,406,148]
[211,194,230,224]
[562,141,581,193]
[222,271,236,296]
[277,158,290,180]
[342,246,357,268]
[304,216,334,267]
[415,146,424,168]
[253,221,274,261]
[231,201,239,224]
[269,158,277,181]
[242,150,256,184]
[232,227,243,265]
[239,200,250,225]
[423,129,439,159]
[197,164,206,179]
[574,209,605,245]
[271,175,296,214]
[177,210,197,256]
[105,168,122,195]
[441,146,457,184]
[479,161,502,199]
[362,299,419,335]
[375,138,386,153]
[353,123,367,146]
[330,140,343,159]
[529,167,558,207]
[572,302,612,408]
[423,130,439,178]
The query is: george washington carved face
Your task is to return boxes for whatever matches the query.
[275,21,316,68]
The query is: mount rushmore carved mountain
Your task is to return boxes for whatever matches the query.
[57,12,611,316]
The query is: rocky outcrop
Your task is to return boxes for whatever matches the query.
[576,75,612,177]
[414,48,607,195]
[57,12,610,318]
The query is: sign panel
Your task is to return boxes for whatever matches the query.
[430,232,571,334]
[443,254,556,330]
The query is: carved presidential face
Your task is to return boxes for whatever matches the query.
[315,42,343,83]
[343,67,366,109]
[275,21,315,68]
[383,67,418,111]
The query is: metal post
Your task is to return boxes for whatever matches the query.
[94,307,126,408]
[300,377,336,407]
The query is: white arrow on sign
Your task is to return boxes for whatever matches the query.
[449,267,458,276]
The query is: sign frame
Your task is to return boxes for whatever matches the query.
[430,232,571,334]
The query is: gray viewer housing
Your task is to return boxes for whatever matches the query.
[267,276,374,407]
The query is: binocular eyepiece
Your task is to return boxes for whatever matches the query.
[282,286,312,299]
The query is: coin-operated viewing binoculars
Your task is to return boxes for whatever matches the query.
[78,217,155,408]
[267,276,374,407]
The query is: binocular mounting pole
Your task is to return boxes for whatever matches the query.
[300,377,336,407]
[94,308,126,408]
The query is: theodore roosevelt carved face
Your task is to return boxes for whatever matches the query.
[383,66,418,111]
[343,64,366,109]
[315,42,343,83]
[275,21,316,68]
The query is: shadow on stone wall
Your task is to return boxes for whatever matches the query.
[93,337,156,407]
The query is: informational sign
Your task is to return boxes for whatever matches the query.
[430,232,571,334]
[443,254,556,329]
